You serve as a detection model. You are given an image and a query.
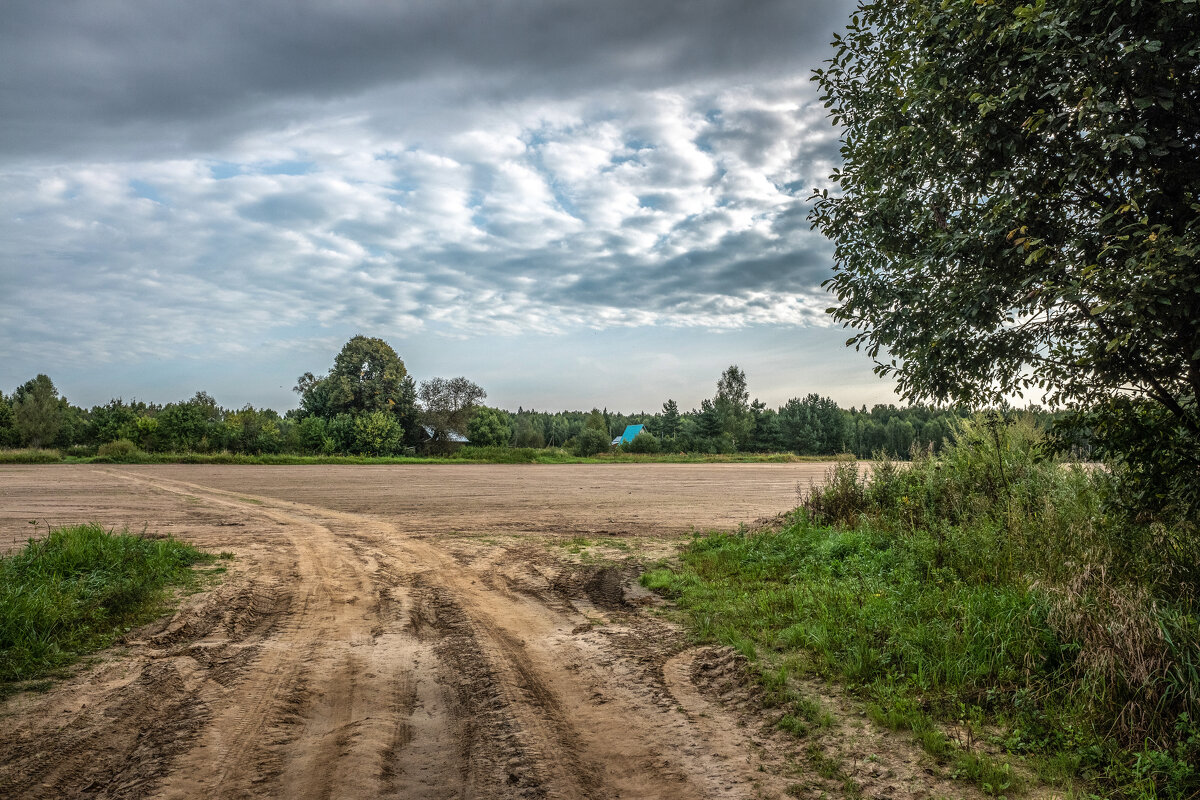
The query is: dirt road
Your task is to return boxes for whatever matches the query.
[1,463,845,800]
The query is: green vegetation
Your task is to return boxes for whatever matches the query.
[0,524,215,693]
[0,338,1027,462]
[643,417,1198,799]
[0,445,828,466]
[810,0,1200,519]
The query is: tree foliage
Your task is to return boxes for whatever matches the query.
[12,375,63,449]
[810,0,1200,514]
[418,376,485,447]
[0,393,18,447]
[714,365,753,447]
[295,336,415,420]
[292,336,418,453]
[573,427,611,457]
[467,407,512,447]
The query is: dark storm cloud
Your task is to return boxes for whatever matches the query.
[1,0,854,160]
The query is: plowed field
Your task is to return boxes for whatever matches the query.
[0,463,942,800]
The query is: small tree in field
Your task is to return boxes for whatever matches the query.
[574,427,611,457]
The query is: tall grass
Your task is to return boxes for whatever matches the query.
[0,524,214,691]
[0,448,63,464]
[644,416,1199,799]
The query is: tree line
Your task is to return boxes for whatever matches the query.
[0,338,1064,459]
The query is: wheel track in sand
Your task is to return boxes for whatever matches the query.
[2,467,799,800]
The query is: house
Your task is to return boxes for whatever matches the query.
[421,425,469,444]
[417,424,469,454]
[612,424,645,446]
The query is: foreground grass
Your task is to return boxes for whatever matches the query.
[643,418,1198,800]
[0,524,217,694]
[0,446,825,466]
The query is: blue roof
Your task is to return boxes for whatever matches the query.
[618,424,645,445]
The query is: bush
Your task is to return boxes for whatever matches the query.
[95,438,144,462]
[786,414,1199,797]
[573,427,611,457]
[622,431,661,454]
[352,410,403,456]
[467,407,512,448]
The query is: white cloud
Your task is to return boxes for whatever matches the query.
[1,78,842,395]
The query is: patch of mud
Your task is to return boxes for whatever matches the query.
[138,580,287,651]
[689,645,762,711]
[550,563,646,611]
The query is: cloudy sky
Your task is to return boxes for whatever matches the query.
[0,0,896,413]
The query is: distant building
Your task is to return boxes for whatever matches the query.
[420,425,469,444]
[417,424,469,454]
[612,424,645,446]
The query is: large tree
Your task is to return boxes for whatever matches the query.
[810,1,1199,511]
[294,336,418,446]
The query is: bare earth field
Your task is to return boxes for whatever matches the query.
[0,464,971,800]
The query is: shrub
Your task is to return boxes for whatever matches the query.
[789,414,1199,796]
[573,427,611,457]
[95,439,143,462]
[352,410,403,456]
[622,431,661,454]
[467,407,512,447]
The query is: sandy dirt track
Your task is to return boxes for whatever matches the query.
[0,464,959,800]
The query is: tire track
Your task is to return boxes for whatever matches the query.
[4,466,804,800]
[107,469,793,800]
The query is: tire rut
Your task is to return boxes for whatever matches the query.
[2,468,803,800]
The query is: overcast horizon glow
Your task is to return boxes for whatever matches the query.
[0,0,903,413]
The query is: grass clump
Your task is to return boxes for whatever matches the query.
[0,524,214,693]
[643,415,1199,799]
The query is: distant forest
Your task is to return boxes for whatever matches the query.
[1,336,1074,460]
[0,375,1067,460]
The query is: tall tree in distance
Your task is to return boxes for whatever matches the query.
[0,392,18,447]
[297,336,412,417]
[714,365,752,449]
[660,399,681,441]
[294,336,418,446]
[810,1,1200,514]
[12,374,63,449]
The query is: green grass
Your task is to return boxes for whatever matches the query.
[0,446,829,466]
[0,524,215,694]
[642,416,1199,799]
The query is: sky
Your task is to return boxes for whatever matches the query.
[0,0,899,414]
